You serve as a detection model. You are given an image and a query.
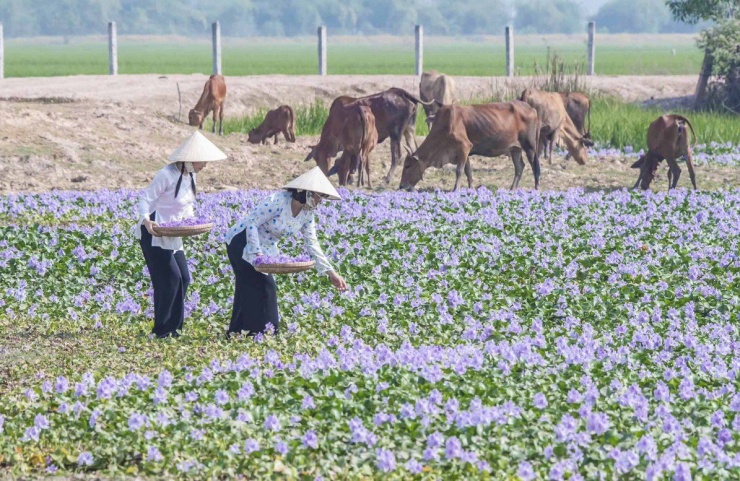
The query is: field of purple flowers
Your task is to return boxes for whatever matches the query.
[1,187,740,479]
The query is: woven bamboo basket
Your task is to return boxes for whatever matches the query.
[151,223,214,238]
[254,260,315,274]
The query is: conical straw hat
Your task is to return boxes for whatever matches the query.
[168,131,227,163]
[283,166,341,200]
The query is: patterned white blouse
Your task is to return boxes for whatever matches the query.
[225,191,334,275]
[133,164,196,251]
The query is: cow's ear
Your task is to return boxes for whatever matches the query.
[304,146,316,162]
[582,137,595,147]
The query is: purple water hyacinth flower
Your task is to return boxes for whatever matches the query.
[214,389,229,405]
[445,436,463,459]
[533,392,548,409]
[302,395,315,410]
[302,430,319,449]
[34,414,49,430]
[275,439,288,455]
[405,459,423,474]
[23,426,40,442]
[157,217,212,228]
[244,438,260,453]
[518,461,536,481]
[376,449,396,472]
[77,451,93,466]
[253,254,311,265]
[264,415,281,432]
[674,463,692,481]
[146,446,163,462]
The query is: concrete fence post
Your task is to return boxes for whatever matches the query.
[318,26,327,76]
[505,26,514,77]
[212,21,222,75]
[415,25,423,76]
[0,23,4,80]
[108,21,117,76]
[587,21,595,76]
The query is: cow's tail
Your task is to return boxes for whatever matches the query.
[586,100,592,137]
[355,109,367,178]
[533,113,541,185]
[671,114,697,149]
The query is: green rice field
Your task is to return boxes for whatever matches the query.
[4,34,703,78]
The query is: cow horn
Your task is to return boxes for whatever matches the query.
[403,145,414,156]
[304,146,316,162]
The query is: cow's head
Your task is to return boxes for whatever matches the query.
[188,109,204,127]
[399,146,423,191]
[305,144,334,175]
[247,128,262,144]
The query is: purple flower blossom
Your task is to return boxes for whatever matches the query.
[376,449,396,472]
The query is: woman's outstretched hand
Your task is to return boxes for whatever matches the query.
[328,271,347,291]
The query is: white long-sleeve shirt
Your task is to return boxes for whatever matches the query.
[225,191,334,275]
[133,164,196,251]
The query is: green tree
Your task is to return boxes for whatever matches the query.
[515,0,583,34]
[666,0,738,23]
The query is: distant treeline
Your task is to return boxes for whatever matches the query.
[0,0,705,38]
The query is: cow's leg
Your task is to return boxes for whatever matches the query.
[666,158,681,190]
[685,150,697,190]
[385,138,401,184]
[219,106,225,136]
[366,155,372,189]
[640,157,660,190]
[282,129,291,143]
[523,144,540,190]
[464,159,473,189]
[212,107,218,134]
[274,133,279,145]
[404,126,418,152]
[632,169,643,190]
[509,148,525,190]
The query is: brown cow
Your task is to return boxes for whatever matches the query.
[520,89,592,165]
[189,75,227,136]
[419,70,456,128]
[327,105,378,188]
[548,92,591,159]
[399,101,541,192]
[631,114,697,190]
[247,105,296,145]
[305,88,432,183]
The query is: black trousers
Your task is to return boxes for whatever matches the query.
[139,213,191,337]
[226,229,279,336]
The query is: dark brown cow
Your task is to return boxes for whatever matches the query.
[189,75,227,136]
[305,88,431,183]
[328,105,378,187]
[247,105,296,145]
[399,101,541,191]
[631,114,697,190]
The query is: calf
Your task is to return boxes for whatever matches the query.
[329,105,378,188]
[189,75,227,136]
[305,88,432,183]
[631,114,697,190]
[399,101,540,192]
[247,105,296,145]
[520,89,592,165]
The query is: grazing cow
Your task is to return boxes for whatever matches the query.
[305,88,433,183]
[631,114,697,190]
[247,105,296,145]
[327,105,378,187]
[419,70,456,128]
[189,75,227,136]
[399,101,541,192]
[520,89,592,165]
[548,92,591,159]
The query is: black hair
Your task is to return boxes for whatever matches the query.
[286,188,307,204]
[174,163,196,198]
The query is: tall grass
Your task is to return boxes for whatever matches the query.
[221,97,739,151]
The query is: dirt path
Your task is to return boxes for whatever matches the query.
[1,73,730,195]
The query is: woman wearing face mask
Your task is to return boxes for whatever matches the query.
[225,166,347,337]
[135,131,226,339]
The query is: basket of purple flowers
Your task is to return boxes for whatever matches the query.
[151,217,214,237]
[252,254,314,274]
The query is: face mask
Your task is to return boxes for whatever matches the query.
[184,162,196,174]
[302,192,319,211]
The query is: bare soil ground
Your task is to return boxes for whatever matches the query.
[0,74,735,195]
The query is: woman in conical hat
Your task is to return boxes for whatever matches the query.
[225,166,347,337]
[134,131,226,339]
